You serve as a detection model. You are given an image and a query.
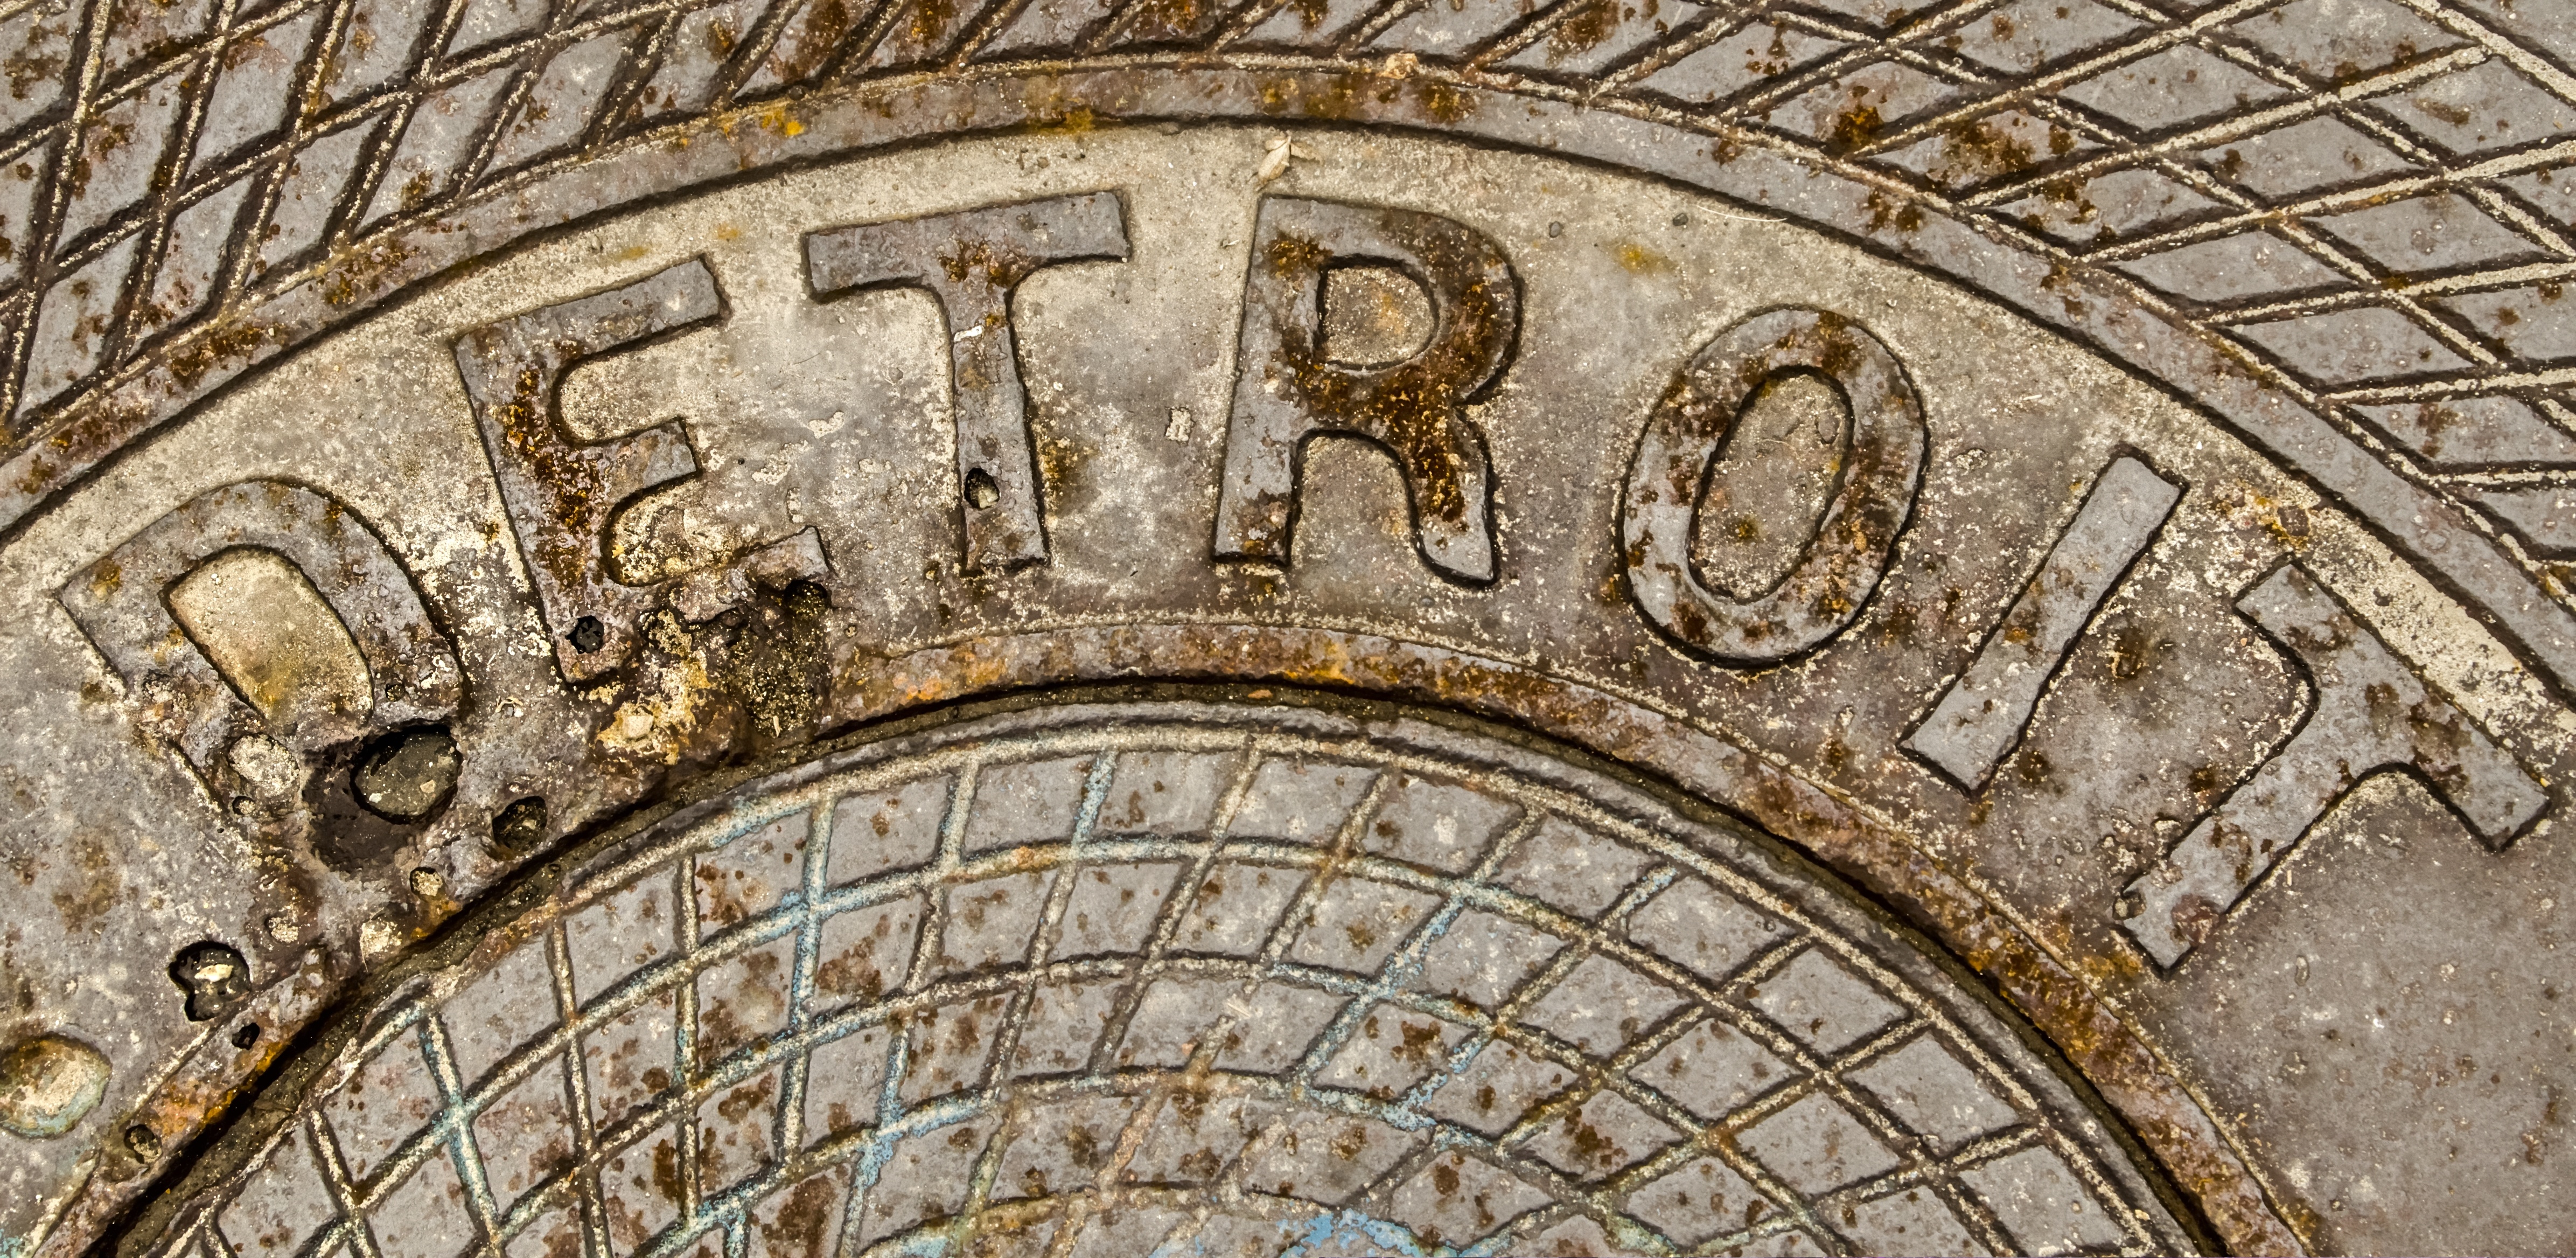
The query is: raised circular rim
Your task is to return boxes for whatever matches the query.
[116,683,2222,1257]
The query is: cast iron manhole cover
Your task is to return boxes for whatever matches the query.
[158,700,2200,1256]
[0,0,2572,1252]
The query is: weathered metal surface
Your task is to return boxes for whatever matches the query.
[0,1,2566,1254]
[136,700,2208,1257]
[1904,455,2182,791]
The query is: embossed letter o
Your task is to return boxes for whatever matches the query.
[1621,308,1926,665]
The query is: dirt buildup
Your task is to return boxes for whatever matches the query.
[167,941,250,1021]
[351,725,462,823]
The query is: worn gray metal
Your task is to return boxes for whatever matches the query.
[2121,561,2550,969]
[1905,455,2181,791]
[0,0,2569,1254]
[805,192,1131,574]
[151,700,2205,1257]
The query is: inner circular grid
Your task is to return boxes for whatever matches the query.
[183,703,2191,1257]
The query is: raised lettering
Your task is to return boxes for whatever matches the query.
[1622,308,1925,664]
[1214,197,1519,584]
[57,480,462,781]
[1906,454,2183,790]
[806,192,1130,574]
[2121,561,2546,969]
[453,259,829,682]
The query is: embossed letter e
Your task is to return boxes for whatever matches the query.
[1214,197,1520,585]
[453,259,828,683]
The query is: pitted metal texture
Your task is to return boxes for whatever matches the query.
[160,700,2197,1258]
[1,0,2572,1250]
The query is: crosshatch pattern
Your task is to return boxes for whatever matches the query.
[166,712,2191,1257]
[5,0,2576,581]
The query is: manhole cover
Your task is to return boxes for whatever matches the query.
[0,0,2571,1253]
[153,699,2202,1256]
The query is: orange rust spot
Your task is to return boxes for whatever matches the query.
[1826,99,1882,154]
[318,238,423,309]
[1415,78,1475,123]
[1614,241,1674,274]
[168,319,286,391]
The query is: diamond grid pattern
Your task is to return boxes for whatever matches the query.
[173,721,2171,1257]
[2,0,2574,606]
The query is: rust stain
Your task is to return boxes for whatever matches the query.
[818,622,2307,1254]
[167,319,285,391]
[1613,240,1674,274]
